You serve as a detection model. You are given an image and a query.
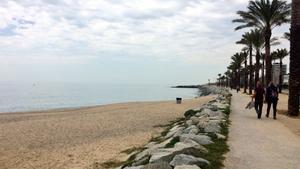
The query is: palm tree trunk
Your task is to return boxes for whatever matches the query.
[237,70,241,88]
[265,27,272,86]
[279,58,283,93]
[288,0,300,116]
[262,58,265,87]
[244,56,248,93]
[249,46,253,94]
[255,50,260,85]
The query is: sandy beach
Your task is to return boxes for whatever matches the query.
[0,96,214,169]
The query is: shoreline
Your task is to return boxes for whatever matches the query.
[0,97,200,115]
[0,84,207,115]
[0,94,203,115]
[0,95,215,169]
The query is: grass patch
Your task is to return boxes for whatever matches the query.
[184,109,199,118]
[120,147,146,155]
[201,103,231,169]
[164,136,180,148]
[150,118,185,143]
[98,160,125,169]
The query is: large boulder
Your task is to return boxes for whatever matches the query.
[174,165,201,169]
[216,133,226,139]
[204,120,221,133]
[201,108,213,115]
[183,125,199,134]
[124,166,144,169]
[141,162,172,169]
[170,154,209,167]
[135,137,173,161]
[190,116,200,125]
[179,138,208,153]
[209,110,223,118]
[165,126,184,139]
[180,134,213,145]
[212,102,228,109]
[186,120,193,126]
[149,141,208,163]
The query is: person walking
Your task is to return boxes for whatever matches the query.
[253,81,265,119]
[265,81,279,119]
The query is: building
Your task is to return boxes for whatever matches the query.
[272,63,287,85]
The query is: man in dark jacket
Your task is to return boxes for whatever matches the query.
[265,82,279,119]
[254,81,265,119]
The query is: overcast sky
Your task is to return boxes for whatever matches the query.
[0,0,290,85]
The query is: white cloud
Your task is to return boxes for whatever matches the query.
[0,0,288,67]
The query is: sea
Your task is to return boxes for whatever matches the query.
[0,82,200,113]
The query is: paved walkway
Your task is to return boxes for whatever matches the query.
[224,92,300,169]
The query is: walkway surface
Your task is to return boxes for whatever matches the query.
[224,92,300,169]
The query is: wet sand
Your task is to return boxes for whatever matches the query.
[0,96,214,169]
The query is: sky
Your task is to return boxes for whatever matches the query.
[0,0,291,85]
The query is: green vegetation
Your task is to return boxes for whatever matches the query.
[201,105,231,169]
[184,109,199,118]
[164,136,180,148]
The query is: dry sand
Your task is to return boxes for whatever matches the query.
[0,96,214,169]
[276,93,300,137]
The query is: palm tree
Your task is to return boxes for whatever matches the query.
[229,53,244,89]
[252,29,264,85]
[260,53,266,86]
[237,31,255,94]
[227,65,236,88]
[233,0,291,86]
[288,0,300,116]
[224,70,231,87]
[283,32,291,40]
[241,52,248,93]
[218,73,222,86]
[272,49,289,93]
[252,29,280,86]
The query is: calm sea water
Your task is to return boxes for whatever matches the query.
[0,82,200,113]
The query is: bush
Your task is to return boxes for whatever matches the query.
[184,109,197,118]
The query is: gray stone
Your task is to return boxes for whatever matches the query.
[174,165,201,169]
[170,154,209,167]
[216,133,226,139]
[204,120,221,133]
[165,126,184,139]
[208,105,219,111]
[189,128,199,135]
[212,102,228,109]
[190,116,200,125]
[195,112,202,117]
[183,125,199,134]
[149,141,208,163]
[196,116,209,129]
[173,128,184,137]
[135,137,173,161]
[141,162,172,169]
[197,121,208,129]
[124,166,143,169]
[132,155,150,166]
[174,140,208,153]
[209,111,223,118]
[186,120,193,126]
[200,108,213,116]
[180,134,213,145]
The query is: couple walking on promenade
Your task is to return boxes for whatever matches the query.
[252,81,279,119]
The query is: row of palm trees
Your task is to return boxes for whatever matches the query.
[216,0,299,116]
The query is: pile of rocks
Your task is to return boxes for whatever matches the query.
[117,89,230,169]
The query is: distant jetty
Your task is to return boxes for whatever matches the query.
[172,85,201,88]
[172,85,218,97]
